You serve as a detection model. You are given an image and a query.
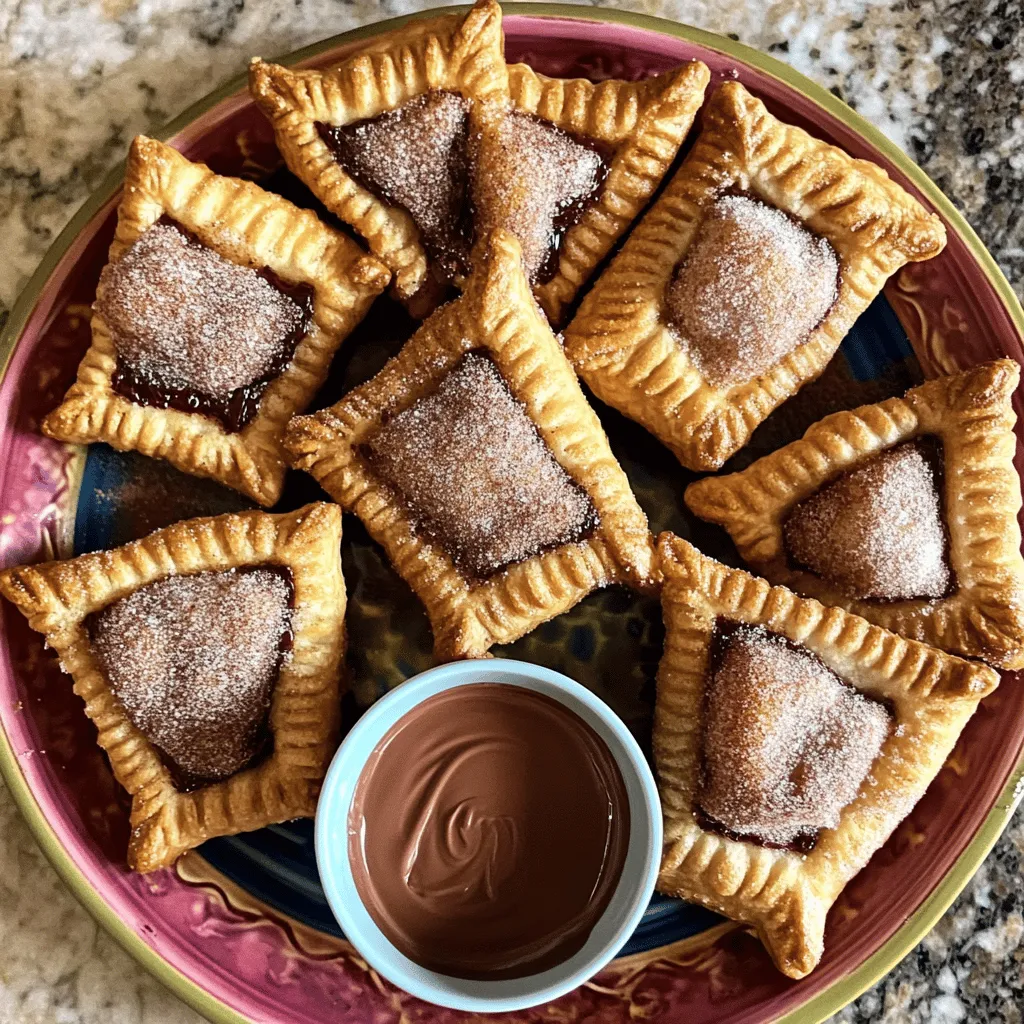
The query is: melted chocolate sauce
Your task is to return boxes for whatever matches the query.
[109,218,314,433]
[348,682,630,980]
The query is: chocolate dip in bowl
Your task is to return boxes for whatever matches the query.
[315,660,661,1011]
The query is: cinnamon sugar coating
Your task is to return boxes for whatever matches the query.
[97,222,307,397]
[317,91,471,279]
[783,441,951,602]
[90,568,291,784]
[472,111,608,282]
[700,625,891,848]
[667,195,838,388]
[366,352,598,579]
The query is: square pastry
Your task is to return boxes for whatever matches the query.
[249,0,508,303]
[285,229,657,660]
[0,503,346,872]
[563,81,948,471]
[42,136,390,507]
[685,360,1024,669]
[654,533,999,978]
[472,59,710,326]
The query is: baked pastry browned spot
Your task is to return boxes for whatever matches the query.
[42,136,389,507]
[285,229,656,659]
[249,0,508,304]
[563,81,947,471]
[655,534,998,978]
[686,360,1024,668]
[0,503,347,872]
[474,60,709,326]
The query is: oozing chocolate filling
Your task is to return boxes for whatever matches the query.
[87,566,294,792]
[363,352,598,581]
[103,217,314,433]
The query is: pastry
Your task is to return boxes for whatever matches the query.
[285,229,657,660]
[0,503,347,872]
[685,360,1024,669]
[41,136,389,507]
[562,81,948,471]
[654,533,998,978]
[472,59,710,326]
[249,0,508,303]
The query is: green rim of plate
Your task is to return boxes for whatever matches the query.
[1,8,1021,1024]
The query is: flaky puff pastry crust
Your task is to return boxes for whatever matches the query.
[563,81,947,471]
[654,534,998,978]
[285,229,656,660]
[42,136,390,507]
[685,360,1024,669]
[494,59,709,327]
[249,0,508,301]
[0,503,347,872]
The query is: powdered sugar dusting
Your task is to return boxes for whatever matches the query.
[90,568,291,784]
[98,222,306,397]
[366,352,598,579]
[473,111,607,281]
[668,194,839,388]
[700,625,891,847]
[784,441,951,602]
[318,91,470,276]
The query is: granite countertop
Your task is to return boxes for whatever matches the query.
[1,0,1022,1021]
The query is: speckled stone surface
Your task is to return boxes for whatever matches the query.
[0,1,1022,1022]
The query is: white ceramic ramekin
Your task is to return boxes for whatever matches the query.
[314,659,662,1012]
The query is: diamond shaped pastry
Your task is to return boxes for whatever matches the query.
[655,533,998,977]
[685,360,1024,669]
[472,59,710,326]
[285,229,656,659]
[563,81,947,471]
[41,136,390,507]
[0,503,346,872]
[249,0,508,303]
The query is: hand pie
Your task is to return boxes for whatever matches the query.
[249,0,508,303]
[685,360,1024,669]
[42,136,389,507]
[285,229,656,660]
[563,81,947,471]
[654,533,998,978]
[0,503,347,872]
[471,59,710,326]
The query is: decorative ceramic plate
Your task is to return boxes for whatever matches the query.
[1,7,1022,1024]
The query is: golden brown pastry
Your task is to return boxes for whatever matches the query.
[285,229,657,659]
[249,0,508,303]
[655,533,998,978]
[41,136,389,507]
[471,59,709,326]
[563,81,948,471]
[685,360,1024,669]
[0,503,347,872]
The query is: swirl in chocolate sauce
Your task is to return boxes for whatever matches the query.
[348,683,630,980]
